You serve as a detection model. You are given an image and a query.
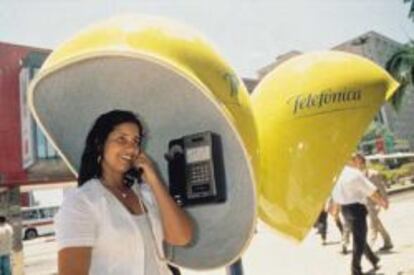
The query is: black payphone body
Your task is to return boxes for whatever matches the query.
[166,131,226,206]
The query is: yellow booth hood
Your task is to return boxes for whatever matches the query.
[252,51,399,241]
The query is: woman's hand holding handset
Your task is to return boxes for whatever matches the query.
[133,150,193,246]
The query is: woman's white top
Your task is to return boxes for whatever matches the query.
[54,178,172,275]
[135,215,163,275]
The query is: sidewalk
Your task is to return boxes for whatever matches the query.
[22,186,414,275]
[182,187,414,275]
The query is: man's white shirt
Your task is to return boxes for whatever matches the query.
[332,166,377,205]
[0,223,13,256]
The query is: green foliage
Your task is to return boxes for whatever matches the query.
[386,40,414,111]
[368,161,414,185]
[404,0,414,21]
[362,121,392,140]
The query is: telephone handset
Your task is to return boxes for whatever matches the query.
[165,131,226,206]
[123,167,143,188]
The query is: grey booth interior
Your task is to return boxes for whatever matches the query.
[30,55,256,269]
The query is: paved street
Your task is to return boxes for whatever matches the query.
[24,190,414,275]
[23,236,57,275]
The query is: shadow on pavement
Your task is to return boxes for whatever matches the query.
[323,241,341,246]
[365,268,385,275]
[376,250,397,255]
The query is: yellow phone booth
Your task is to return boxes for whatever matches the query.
[252,51,399,240]
[28,14,400,273]
[28,15,258,270]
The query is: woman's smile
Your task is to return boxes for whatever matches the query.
[102,122,141,176]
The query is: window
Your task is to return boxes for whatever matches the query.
[34,125,58,159]
[31,67,58,159]
[22,210,40,220]
[22,207,59,220]
[20,57,58,162]
[41,207,58,218]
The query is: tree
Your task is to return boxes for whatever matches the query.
[404,0,414,21]
[385,40,414,111]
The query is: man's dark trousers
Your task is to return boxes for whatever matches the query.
[342,203,379,275]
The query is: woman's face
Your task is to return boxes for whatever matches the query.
[101,122,141,177]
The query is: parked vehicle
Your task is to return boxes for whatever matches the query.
[21,205,59,240]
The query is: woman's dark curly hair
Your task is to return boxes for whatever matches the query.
[78,110,143,186]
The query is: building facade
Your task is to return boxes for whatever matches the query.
[0,42,74,202]
[332,31,414,152]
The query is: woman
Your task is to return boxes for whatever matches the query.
[55,110,193,275]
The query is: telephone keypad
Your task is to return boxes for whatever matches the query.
[188,163,210,183]
[187,162,213,198]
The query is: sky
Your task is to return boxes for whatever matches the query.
[1,0,413,78]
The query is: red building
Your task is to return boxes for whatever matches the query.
[0,41,74,206]
[0,42,34,185]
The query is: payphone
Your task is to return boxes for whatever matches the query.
[165,131,226,206]
[123,167,143,187]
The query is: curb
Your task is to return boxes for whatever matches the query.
[387,184,414,195]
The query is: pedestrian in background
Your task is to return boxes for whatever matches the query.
[332,154,388,275]
[353,153,393,251]
[0,216,13,275]
[315,198,344,245]
[329,199,352,255]
[314,208,328,245]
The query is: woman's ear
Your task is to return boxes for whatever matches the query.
[94,137,102,153]
[94,141,104,166]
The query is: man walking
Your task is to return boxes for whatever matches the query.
[0,216,13,275]
[332,154,388,275]
[353,153,393,251]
